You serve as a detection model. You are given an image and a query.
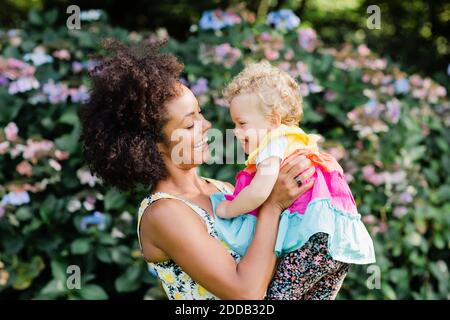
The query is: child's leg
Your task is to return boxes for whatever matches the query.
[265,232,347,300]
[302,263,351,300]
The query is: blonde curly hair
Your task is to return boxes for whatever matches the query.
[223,61,303,126]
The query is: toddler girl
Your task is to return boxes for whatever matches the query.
[210,61,376,299]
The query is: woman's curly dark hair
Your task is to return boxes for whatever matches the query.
[78,38,184,191]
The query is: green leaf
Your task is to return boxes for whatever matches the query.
[78,284,108,300]
[96,246,113,264]
[115,265,141,293]
[104,189,127,211]
[55,123,80,153]
[71,238,91,255]
[39,279,66,298]
[28,10,42,25]
[15,207,32,221]
[51,260,67,282]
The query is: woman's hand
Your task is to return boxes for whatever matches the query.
[264,155,315,213]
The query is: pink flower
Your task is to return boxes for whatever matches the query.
[53,49,71,60]
[0,141,10,154]
[357,44,370,56]
[298,28,317,52]
[260,32,272,42]
[409,74,423,87]
[22,139,54,162]
[362,165,384,186]
[363,214,377,225]
[435,86,447,97]
[55,150,70,160]
[393,206,408,218]
[324,90,336,101]
[214,97,229,108]
[4,122,18,141]
[284,49,294,60]
[49,159,62,171]
[16,160,32,177]
[264,47,279,61]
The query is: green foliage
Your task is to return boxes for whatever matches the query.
[0,8,449,300]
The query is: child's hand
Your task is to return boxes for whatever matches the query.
[216,200,230,218]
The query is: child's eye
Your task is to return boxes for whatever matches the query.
[186,124,194,129]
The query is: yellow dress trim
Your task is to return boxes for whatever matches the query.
[245,124,321,166]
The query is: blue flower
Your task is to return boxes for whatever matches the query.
[199,10,241,30]
[23,51,53,66]
[80,211,106,231]
[1,191,30,206]
[267,9,300,31]
[80,10,102,22]
[394,78,410,94]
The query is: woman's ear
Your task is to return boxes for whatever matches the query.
[269,111,282,128]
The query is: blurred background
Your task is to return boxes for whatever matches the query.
[0,0,449,299]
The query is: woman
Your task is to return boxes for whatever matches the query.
[79,39,316,299]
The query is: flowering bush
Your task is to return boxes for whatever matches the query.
[0,8,449,299]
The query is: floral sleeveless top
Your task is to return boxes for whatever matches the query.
[137,177,241,300]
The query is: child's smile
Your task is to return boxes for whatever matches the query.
[229,93,277,154]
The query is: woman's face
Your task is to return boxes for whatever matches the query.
[159,84,212,169]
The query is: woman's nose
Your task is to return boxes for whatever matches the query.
[233,128,242,138]
[202,118,212,133]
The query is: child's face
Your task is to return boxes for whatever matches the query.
[229,93,277,154]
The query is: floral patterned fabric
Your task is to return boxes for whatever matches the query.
[137,177,240,300]
[265,232,351,300]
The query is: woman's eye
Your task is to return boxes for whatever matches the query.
[186,124,194,129]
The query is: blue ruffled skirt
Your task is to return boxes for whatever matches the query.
[210,192,376,264]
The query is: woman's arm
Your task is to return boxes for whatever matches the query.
[140,156,315,300]
[216,156,280,218]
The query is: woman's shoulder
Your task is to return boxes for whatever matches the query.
[141,197,190,225]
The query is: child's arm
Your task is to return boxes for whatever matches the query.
[216,156,281,218]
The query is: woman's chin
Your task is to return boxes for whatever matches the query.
[192,143,210,164]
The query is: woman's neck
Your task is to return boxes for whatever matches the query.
[154,165,207,196]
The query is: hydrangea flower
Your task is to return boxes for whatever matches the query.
[4,122,18,141]
[80,211,106,231]
[190,77,209,96]
[23,48,53,66]
[394,78,410,94]
[298,28,317,52]
[69,85,90,103]
[42,79,69,104]
[393,206,408,218]
[267,9,300,31]
[199,10,241,30]
[1,191,30,206]
[386,99,401,123]
[8,76,39,94]
[80,9,103,21]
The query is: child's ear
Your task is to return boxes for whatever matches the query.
[269,112,282,128]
